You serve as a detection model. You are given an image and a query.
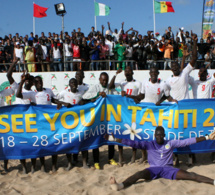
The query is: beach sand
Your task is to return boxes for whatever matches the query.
[0,146,215,195]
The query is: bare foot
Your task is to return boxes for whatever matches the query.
[66,163,72,171]
[110,176,117,185]
[22,167,27,174]
[138,157,146,164]
[52,165,57,172]
[31,166,35,174]
[82,163,90,169]
[118,162,123,167]
[41,165,46,172]
[110,177,122,191]
[130,156,135,164]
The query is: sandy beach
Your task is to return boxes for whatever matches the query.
[0,146,215,195]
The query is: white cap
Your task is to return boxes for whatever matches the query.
[105,30,110,35]
[181,27,184,30]
[16,42,20,45]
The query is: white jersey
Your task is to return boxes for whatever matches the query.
[193,76,215,99]
[10,82,32,104]
[57,89,82,105]
[82,83,113,100]
[165,63,193,100]
[78,83,89,96]
[115,79,141,96]
[22,88,56,105]
[141,79,170,103]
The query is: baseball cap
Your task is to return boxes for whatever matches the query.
[16,42,20,45]
[181,27,184,30]
[155,32,160,35]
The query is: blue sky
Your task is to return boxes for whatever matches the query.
[0,0,212,38]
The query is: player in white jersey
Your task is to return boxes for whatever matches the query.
[57,78,89,170]
[75,70,89,96]
[136,67,176,105]
[165,35,197,101]
[109,66,141,98]
[166,34,198,167]
[7,58,34,105]
[192,67,215,163]
[83,72,118,169]
[6,59,35,173]
[16,75,60,172]
[193,67,215,99]
[109,66,144,165]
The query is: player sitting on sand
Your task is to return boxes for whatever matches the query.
[105,126,215,191]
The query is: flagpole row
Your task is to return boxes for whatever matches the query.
[33,17,35,36]
[153,0,156,35]
[94,0,97,31]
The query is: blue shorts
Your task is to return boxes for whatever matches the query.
[146,166,180,180]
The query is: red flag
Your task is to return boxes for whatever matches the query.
[33,3,48,18]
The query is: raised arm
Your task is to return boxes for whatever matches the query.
[121,22,124,31]
[109,68,122,89]
[190,34,198,67]
[107,22,113,33]
[7,58,19,84]
[16,72,26,99]
[101,25,104,37]
[180,45,189,71]
[125,28,133,35]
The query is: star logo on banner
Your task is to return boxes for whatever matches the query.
[65,85,69,90]
[52,85,57,91]
[64,73,70,79]
[51,74,57,80]
[90,73,96,78]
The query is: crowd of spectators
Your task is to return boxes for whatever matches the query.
[0,22,215,72]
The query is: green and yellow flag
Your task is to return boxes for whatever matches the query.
[154,1,175,13]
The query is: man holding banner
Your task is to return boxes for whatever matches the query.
[109,126,215,191]
[109,66,143,165]
[165,34,198,166]
[16,75,61,172]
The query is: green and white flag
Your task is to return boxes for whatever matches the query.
[94,2,110,16]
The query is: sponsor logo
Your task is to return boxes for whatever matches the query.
[52,85,57,91]
[0,81,15,105]
[64,73,70,79]
[51,74,57,80]
[90,73,96,79]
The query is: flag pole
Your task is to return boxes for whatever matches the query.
[33,2,35,36]
[153,0,156,34]
[201,0,205,39]
[94,0,97,31]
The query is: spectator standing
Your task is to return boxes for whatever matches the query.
[50,42,63,71]
[164,40,173,70]
[13,42,24,72]
[64,39,73,71]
